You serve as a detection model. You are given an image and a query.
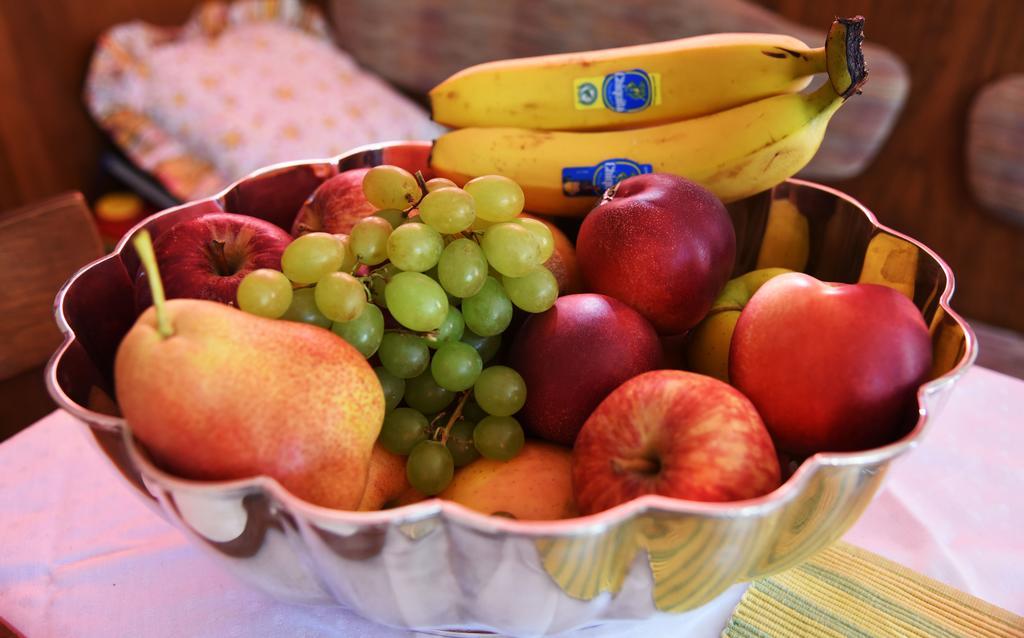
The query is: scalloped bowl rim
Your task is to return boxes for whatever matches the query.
[45,140,978,538]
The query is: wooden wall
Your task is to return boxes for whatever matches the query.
[0,1,202,211]
[757,0,1024,332]
[0,0,1020,331]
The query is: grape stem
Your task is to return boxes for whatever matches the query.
[383,327,440,340]
[402,170,429,216]
[438,391,471,444]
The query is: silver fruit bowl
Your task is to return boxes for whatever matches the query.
[46,141,976,636]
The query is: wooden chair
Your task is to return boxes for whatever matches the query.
[0,192,104,440]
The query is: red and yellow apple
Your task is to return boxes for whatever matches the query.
[291,168,376,236]
[730,272,933,456]
[357,442,413,511]
[509,294,662,445]
[573,370,780,515]
[575,174,736,334]
[521,213,583,294]
[134,212,291,311]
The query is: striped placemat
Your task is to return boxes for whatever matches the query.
[724,542,1023,637]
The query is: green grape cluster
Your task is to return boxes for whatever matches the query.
[236,165,557,496]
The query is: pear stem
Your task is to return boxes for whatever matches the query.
[133,230,173,339]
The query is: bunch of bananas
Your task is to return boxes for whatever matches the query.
[429,17,868,216]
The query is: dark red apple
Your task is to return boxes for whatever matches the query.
[576,173,735,334]
[135,212,291,310]
[730,272,933,456]
[509,294,661,445]
[573,370,781,515]
[292,168,375,236]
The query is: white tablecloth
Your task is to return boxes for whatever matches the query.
[1,366,1021,637]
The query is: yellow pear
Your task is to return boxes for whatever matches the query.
[440,441,578,520]
[685,267,791,382]
[115,231,384,510]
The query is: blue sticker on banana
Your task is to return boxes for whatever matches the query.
[562,159,653,197]
[574,70,661,112]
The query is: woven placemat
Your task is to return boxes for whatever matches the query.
[724,542,1023,637]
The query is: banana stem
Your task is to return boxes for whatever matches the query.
[133,230,173,339]
[825,16,868,98]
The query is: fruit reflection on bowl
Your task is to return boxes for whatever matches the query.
[46,141,975,636]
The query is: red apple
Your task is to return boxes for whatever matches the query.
[576,173,735,334]
[509,294,661,445]
[292,168,375,236]
[573,370,781,515]
[730,272,933,456]
[135,212,291,311]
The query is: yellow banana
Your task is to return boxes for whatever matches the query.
[858,233,919,300]
[756,199,811,272]
[430,18,867,217]
[430,33,826,131]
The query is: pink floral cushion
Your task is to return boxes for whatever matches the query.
[85,0,443,201]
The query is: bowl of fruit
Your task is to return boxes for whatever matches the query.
[46,139,974,634]
[47,17,974,638]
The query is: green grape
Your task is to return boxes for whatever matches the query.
[406,440,455,495]
[516,217,555,263]
[480,222,541,277]
[460,329,501,364]
[400,214,423,226]
[431,342,483,392]
[473,416,525,461]
[461,399,488,424]
[405,371,456,414]
[331,303,384,357]
[425,264,460,307]
[502,267,558,313]
[464,175,525,222]
[374,366,405,412]
[462,277,513,336]
[380,407,429,455]
[350,216,392,265]
[446,419,479,467]
[281,287,331,328]
[474,365,526,416]
[237,268,293,318]
[385,272,449,331]
[314,271,366,323]
[368,262,399,305]
[281,232,345,284]
[425,177,458,192]
[378,332,430,379]
[438,238,488,298]
[418,187,476,234]
[336,234,358,272]
[374,208,405,229]
[471,217,495,231]
[430,307,464,349]
[386,223,444,272]
[362,165,422,210]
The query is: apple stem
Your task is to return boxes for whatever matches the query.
[133,230,173,339]
[611,456,660,476]
[438,391,471,444]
